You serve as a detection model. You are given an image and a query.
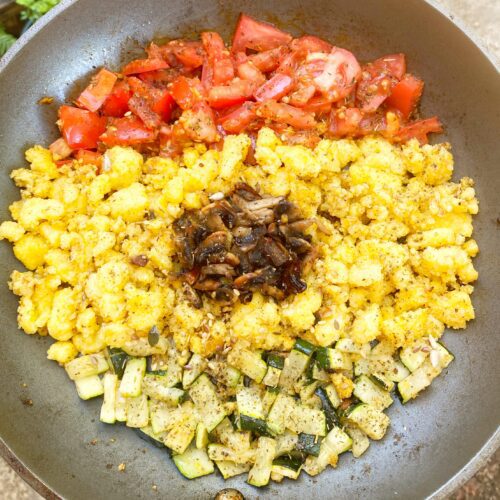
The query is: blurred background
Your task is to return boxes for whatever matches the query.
[0,0,498,498]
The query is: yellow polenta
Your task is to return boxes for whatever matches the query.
[0,129,478,365]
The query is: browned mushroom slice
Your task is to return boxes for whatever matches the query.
[261,283,286,300]
[287,236,312,254]
[194,231,231,265]
[233,266,280,289]
[182,267,200,285]
[182,282,203,309]
[287,218,315,234]
[281,259,307,294]
[193,279,221,291]
[233,225,266,251]
[214,286,238,305]
[232,182,262,201]
[244,197,284,212]
[262,236,291,267]
[200,264,236,278]
[224,252,240,266]
[274,198,302,222]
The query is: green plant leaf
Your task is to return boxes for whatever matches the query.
[16,0,61,22]
[0,25,17,57]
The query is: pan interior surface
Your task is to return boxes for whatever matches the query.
[0,0,498,498]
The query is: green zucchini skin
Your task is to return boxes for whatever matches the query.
[296,433,322,457]
[134,427,167,450]
[314,386,340,430]
[272,452,305,471]
[294,338,316,356]
[239,415,274,438]
[266,353,285,370]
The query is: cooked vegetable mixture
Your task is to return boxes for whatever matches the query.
[0,14,479,487]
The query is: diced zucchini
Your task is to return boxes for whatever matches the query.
[354,375,393,410]
[262,366,282,387]
[354,357,370,377]
[100,373,118,424]
[275,431,299,456]
[316,347,353,371]
[346,426,370,458]
[312,364,331,382]
[370,373,395,392]
[189,374,227,432]
[387,360,411,382]
[267,393,295,435]
[142,375,184,405]
[75,374,104,400]
[314,386,340,430]
[247,437,277,487]
[65,353,109,381]
[163,406,197,454]
[400,339,429,372]
[173,445,214,479]
[397,343,454,403]
[324,426,352,455]
[207,444,255,464]
[119,357,146,397]
[237,387,265,419]
[288,403,327,437]
[135,426,165,449]
[227,344,267,383]
[115,389,127,422]
[182,354,207,388]
[279,341,313,392]
[262,388,279,415]
[195,423,209,449]
[347,403,390,440]
[296,433,322,457]
[212,418,252,451]
[266,353,285,369]
[335,339,370,358]
[126,394,149,428]
[107,348,128,378]
[272,452,304,480]
[324,384,341,409]
[215,460,250,479]
[150,401,189,435]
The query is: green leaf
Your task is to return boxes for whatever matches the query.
[0,25,17,57]
[16,0,61,22]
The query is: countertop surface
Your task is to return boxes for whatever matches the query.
[0,0,498,498]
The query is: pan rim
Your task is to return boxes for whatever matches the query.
[0,0,498,498]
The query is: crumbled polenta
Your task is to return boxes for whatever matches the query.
[0,129,478,362]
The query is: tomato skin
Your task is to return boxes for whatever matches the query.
[395,116,443,144]
[101,80,132,117]
[74,149,103,168]
[237,61,266,84]
[208,80,255,109]
[179,102,219,143]
[248,46,287,72]
[329,107,363,137]
[231,14,292,53]
[218,102,257,133]
[254,73,294,102]
[152,91,175,122]
[257,100,316,129]
[201,31,235,87]
[100,116,157,146]
[170,76,205,110]
[122,58,169,75]
[76,68,117,112]
[128,94,161,128]
[59,105,106,150]
[290,35,332,54]
[385,74,424,119]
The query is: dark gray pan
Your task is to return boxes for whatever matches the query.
[0,0,498,498]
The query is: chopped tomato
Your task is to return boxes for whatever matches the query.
[257,100,316,129]
[281,129,322,148]
[100,116,157,146]
[329,107,363,137]
[231,14,292,53]
[302,95,332,115]
[101,80,132,117]
[237,61,266,84]
[74,149,103,168]
[356,54,406,112]
[201,32,235,87]
[385,74,424,119]
[170,41,205,68]
[122,58,169,75]
[290,35,332,54]
[218,102,257,133]
[288,83,316,107]
[59,105,106,150]
[248,46,287,72]
[128,94,161,128]
[208,80,255,109]
[170,76,205,110]
[75,68,117,112]
[395,116,443,144]
[313,48,361,102]
[138,68,186,86]
[254,73,294,102]
[152,91,175,122]
[49,138,72,160]
[179,102,219,142]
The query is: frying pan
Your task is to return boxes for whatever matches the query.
[0,0,499,498]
